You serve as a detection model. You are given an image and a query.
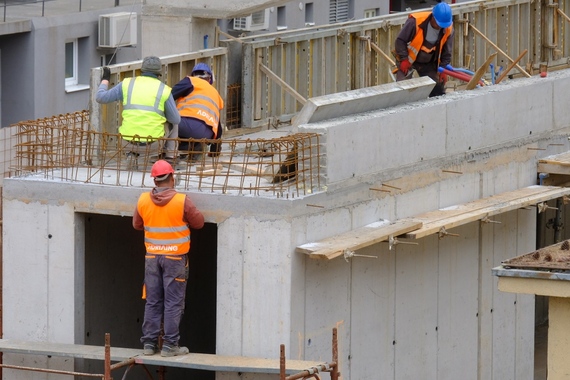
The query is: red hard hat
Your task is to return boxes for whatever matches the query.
[150,160,174,178]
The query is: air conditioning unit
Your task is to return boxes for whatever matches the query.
[233,9,270,32]
[99,12,137,48]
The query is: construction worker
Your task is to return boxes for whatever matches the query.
[132,160,204,357]
[171,63,224,158]
[96,56,181,161]
[394,2,454,97]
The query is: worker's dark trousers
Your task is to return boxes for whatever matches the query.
[178,117,214,152]
[141,254,188,347]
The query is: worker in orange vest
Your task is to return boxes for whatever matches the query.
[172,63,224,158]
[394,2,454,97]
[133,160,204,357]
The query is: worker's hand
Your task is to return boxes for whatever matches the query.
[102,67,111,82]
[399,60,411,75]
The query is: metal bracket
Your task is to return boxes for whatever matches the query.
[438,227,460,239]
[385,235,419,250]
[537,202,559,213]
[343,249,378,262]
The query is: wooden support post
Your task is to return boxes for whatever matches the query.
[469,24,531,78]
[495,49,528,84]
[466,52,497,90]
[259,63,307,105]
[557,8,570,23]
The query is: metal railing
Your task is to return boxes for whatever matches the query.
[11,111,323,197]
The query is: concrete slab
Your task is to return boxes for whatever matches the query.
[293,77,435,126]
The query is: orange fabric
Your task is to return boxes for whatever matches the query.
[406,12,452,65]
[176,77,224,137]
[137,193,190,255]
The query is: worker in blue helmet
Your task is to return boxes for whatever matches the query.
[394,2,454,97]
[171,63,224,159]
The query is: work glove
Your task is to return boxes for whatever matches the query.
[102,67,111,82]
[444,64,454,71]
[399,59,411,75]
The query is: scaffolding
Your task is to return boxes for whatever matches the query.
[0,329,340,380]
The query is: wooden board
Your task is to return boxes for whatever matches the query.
[405,185,570,240]
[466,52,497,90]
[296,219,422,260]
[0,339,323,374]
[538,152,570,175]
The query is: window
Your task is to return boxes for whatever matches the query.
[364,8,378,18]
[329,0,352,23]
[305,2,314,25]
[65,40,78,87]
[65,37,90,92]
[277,6,286,30]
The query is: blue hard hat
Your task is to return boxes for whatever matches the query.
[191,63,214,84]
[432,2,452,29]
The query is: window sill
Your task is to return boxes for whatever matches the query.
[65,84,90,93]
[276,26,288,30]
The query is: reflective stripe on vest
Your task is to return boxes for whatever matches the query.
[176,77,224,137]
[406,12,452,65]
[120,76,172,140]
[137,192,190,255]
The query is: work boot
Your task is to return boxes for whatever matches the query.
[143,343,158,356]
[160,344,189,357]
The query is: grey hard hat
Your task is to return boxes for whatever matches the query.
[141,56,162,76]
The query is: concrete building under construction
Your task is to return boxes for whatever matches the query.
[3,0,570,379]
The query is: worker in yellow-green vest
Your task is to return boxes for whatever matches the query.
[96,56,181,162]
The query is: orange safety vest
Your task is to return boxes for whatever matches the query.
[176,77,224,138]
[137,192,190,255]
[406,11,452,65]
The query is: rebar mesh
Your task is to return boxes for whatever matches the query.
[10,111,324,197]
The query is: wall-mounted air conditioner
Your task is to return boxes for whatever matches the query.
[233,9,270,32]
[99,12,137,48]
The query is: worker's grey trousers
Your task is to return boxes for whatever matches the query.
[141,254,188,347]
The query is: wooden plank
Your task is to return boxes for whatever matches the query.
[466,52,497,90]
[405,186,570,240]
[495,49,528,84]
[0,339,322,374]
[296,219,422,260]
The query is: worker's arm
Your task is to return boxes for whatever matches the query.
[132,206,144,230]
[439,27,454,67]
[394,18,416,61]
[171,77,194,100]
[183,196,205,230]
[164,95,181,125]
[96,81,123,104]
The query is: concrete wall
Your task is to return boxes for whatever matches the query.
[5,70,570,379]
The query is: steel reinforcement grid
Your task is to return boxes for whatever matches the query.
[10,111,323,198]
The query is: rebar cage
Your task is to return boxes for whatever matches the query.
[10,111,324,198]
